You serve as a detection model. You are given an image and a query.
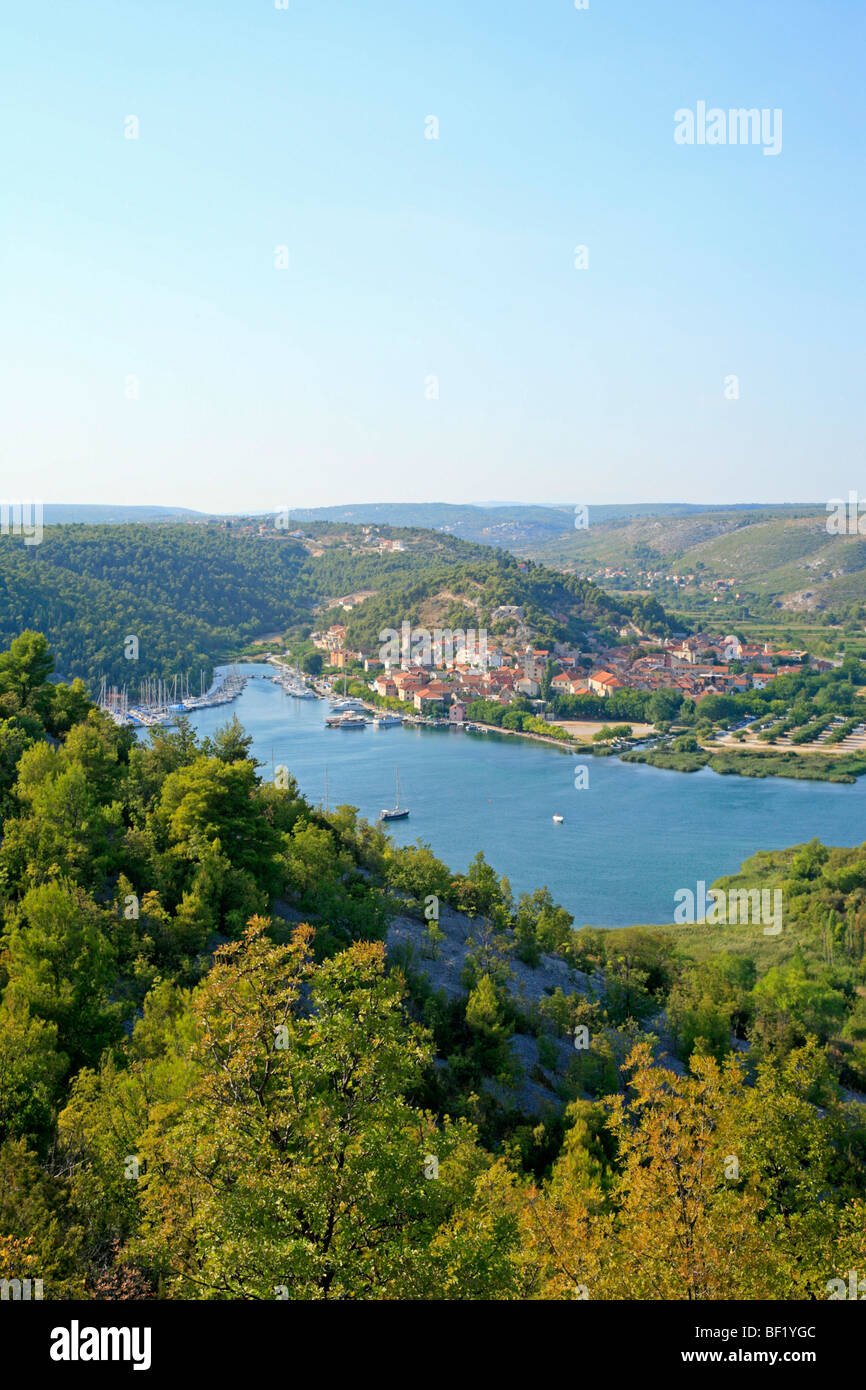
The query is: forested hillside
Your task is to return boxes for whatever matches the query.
[0,527,311,687]
[337,556,674,653]
[0,523,483,686]
[0,523,677,689]
[0,631,865,1300]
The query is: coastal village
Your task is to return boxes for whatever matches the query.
[309,615,815,720]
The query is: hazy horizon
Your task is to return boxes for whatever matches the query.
[27,498,827,517]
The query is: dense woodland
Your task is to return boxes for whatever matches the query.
[0,527,310,687]
[338,557,673,654]
[0,631,865,1300]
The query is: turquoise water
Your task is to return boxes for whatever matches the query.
[179,664,866,927]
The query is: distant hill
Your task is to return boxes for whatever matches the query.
[26,500,857,621]
[509,505,866,617]
[289,502,575,547]
[681,515,866,614]
[33,500,818,554]
[336,557,675,657]
[287,501,809,551]
[40,505,208,524]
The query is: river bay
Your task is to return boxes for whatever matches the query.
[178,664,866,927]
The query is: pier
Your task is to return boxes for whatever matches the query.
[266,657,321,699]
[97,666,248,728]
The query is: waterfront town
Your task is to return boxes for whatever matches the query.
[309,617,815,720]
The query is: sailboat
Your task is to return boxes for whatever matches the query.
[379,766,410,821]
[330,672,355,708]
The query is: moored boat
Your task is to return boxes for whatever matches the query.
[379,766,409,820]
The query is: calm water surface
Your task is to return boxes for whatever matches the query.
[177,665,866,927]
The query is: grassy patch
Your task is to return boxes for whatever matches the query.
[637,847,807,970]
[639,918,800,971]
[621,748,709,773]
[622,745,866,783]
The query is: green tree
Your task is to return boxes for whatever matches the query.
[0,630,54,711]
[134,920,491,1299]
[158,756,279,881]
[0,996,68,1151]
[751,964,847,1057]
[3,881,124,1071]
[202,715,256,765]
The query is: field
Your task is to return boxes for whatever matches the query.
[558,719,654,739]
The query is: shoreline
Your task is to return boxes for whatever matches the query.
[238,657,866,782]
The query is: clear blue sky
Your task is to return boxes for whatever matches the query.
[2,0,863,511]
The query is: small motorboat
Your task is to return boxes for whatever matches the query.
[552,814,564,823]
